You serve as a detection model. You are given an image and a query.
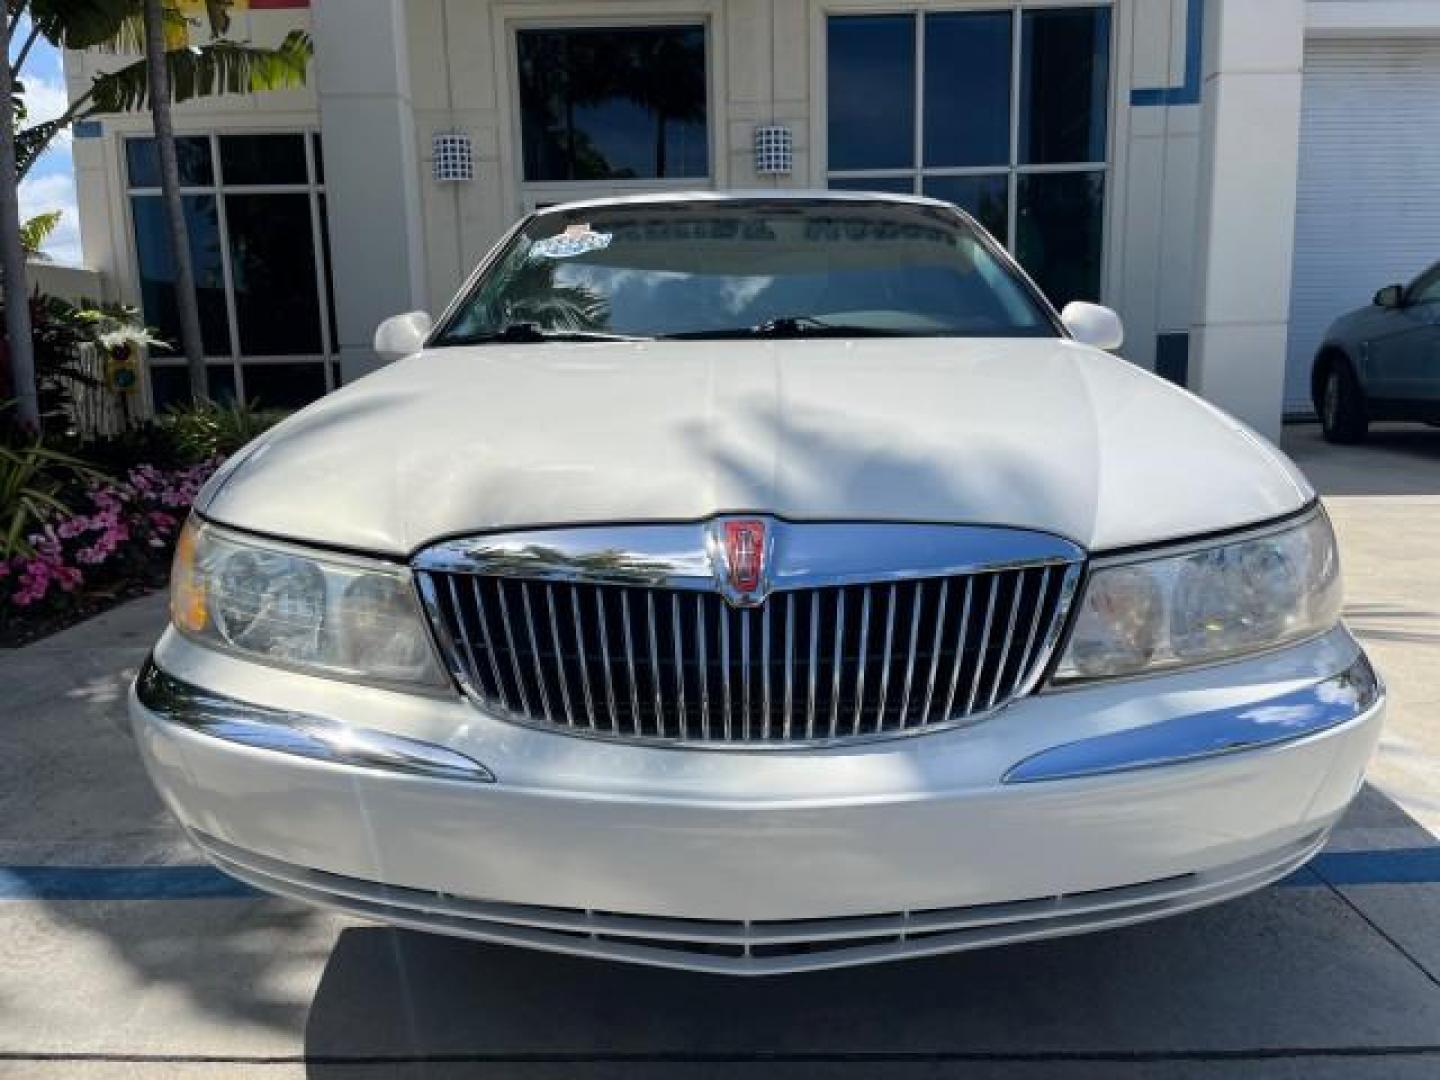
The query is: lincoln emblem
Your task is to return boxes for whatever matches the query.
[722,519,767,597]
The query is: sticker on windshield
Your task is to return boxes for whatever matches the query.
[531,224,612,259]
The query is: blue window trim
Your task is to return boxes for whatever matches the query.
[1131,0,1203,107]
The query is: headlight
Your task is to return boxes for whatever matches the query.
[1053,510,1342,682]
[170,517,449,690]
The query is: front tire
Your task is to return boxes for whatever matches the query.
[1320,362,1368,444]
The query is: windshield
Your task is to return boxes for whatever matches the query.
[432,199,1058,344]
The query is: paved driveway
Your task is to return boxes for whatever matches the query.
[1,424,1438,1079]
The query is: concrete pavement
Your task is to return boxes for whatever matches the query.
[0,424,1437,1078]
[1285,424,1440,835]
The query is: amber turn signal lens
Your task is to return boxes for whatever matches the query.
[169,518,209,634]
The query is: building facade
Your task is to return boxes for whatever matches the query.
[65,0,1440,439]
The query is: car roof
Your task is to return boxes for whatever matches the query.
[531,189,961,217]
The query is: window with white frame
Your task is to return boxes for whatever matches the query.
[125,131,338,412]
[826,5,1111,307]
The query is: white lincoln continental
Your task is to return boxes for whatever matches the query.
[132,193,1383,975]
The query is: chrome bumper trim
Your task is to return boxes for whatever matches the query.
[1004,652,1382,784]
[134,658,494,783]
[411,518,1085,590]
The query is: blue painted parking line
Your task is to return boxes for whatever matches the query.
[0,847,1436,901]
[1308,846,1440,887]
[0,866,255,901]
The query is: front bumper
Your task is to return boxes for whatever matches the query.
[131,626,1384,974]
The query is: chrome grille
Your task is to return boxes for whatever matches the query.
[419,563,1073,745]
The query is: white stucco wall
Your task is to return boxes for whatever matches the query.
[62,0,1421,433]
[396,0,1200,336]
[59,1,1213,371]
[66,0,1197,361]
[24,261,108,303]
[1114,0,1202,376]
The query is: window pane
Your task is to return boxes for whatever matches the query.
[149,364,236,411]
[1408,264,1440,304]
[1020,7,1111,165]
[1016,170,1105,306]
[924,12,1011,168]
[827,15,915,171]
[131,195,230,355]
[225,193,321,355]
[923,174,1009,242]
[242,363,327,409]
[126,136,213,187]
[517,26,708,182]
[828,176,915,194]
[312,132,325,184]
[220,134,308,185]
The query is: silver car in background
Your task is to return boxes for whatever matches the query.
[1312,259,1440,443]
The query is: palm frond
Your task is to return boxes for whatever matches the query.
[29,0,139,51]
[16,117,66,175]
[86,29,313,113]
[19,211,62,257]
[88,7,189,55]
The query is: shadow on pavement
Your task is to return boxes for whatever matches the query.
[1345,601,1440,647]
[302,786,1440,1075]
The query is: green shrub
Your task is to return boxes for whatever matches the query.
[0,417,105,558]
[161,399,287,463]
[25,293,166,441]
[66,422,183,473]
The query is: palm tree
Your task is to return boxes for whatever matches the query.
[107,0,311,404]
[141,0,205,401]
[3,0,140,429]
[1,10,38,429]
[0,0,312,424]
[17,2,312,181]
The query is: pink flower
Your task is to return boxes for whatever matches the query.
[6,457,222,616]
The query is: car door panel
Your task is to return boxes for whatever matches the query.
[1366,267,1440,403]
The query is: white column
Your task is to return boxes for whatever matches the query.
[1188,0,1305,441]
[312,0,427,382]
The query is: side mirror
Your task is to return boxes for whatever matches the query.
[374,311,433,365]
[1060,301,1124,352]
[1373,284,1405,309]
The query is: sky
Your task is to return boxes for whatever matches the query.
[16,22,84,266]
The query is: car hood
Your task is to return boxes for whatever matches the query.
[202,338,1312,556]
[1324,303,1380,344]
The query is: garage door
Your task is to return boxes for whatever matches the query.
[1286,39,1440,414]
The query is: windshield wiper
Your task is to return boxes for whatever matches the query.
[660,316,913,340]
[440,322,652,345]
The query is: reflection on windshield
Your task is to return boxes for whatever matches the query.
[435,201,1056,344]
